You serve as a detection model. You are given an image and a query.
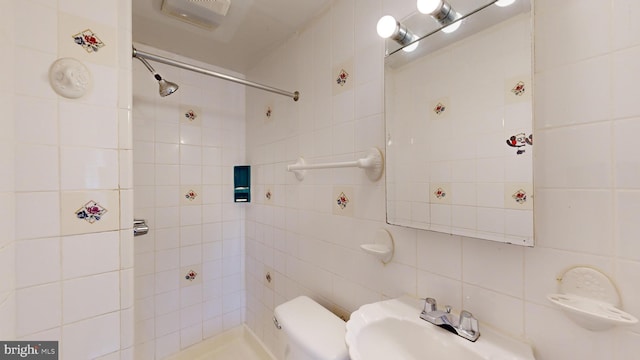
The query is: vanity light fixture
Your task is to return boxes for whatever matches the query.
[377,15,420,52]
[416,0,462,33]
[495,0,516,7]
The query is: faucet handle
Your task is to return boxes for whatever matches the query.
[458,310,479,334]
[422,297,437,313]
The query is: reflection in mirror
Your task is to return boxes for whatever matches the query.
[384,0,533,246]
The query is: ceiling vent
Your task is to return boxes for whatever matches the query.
[161,0,231,30]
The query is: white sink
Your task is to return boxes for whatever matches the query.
[345,297,535,360]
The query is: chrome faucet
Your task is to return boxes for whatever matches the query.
[420,297,480,342]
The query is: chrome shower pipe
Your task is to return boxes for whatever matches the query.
[132,47,300,102]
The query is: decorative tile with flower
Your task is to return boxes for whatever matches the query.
[72,29,105,53]
[337,192,350,209]
[336,69,349,86]
[184,189,198,201]
[75,200,107,224]
[185,270,198,281]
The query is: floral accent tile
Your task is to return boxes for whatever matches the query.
[433,187,447,200]
[512,189,527,204]
[505,183,533,210]
[511,81,525,96]
[181,265,202,287]
[185,269,198,281]
[75,200,107,223]
[264,186,273,204]
[184,109,198,122]
[180,186,202,205]
[72,29,105,53]
[506,132,533,155]
[179,105,202,125]
[61,190,119,235]
[184,189,198,201]
[430,183,451,204]
[429,97,450,119]
[336,69,349,86]
[333,186,354,216]
[505,75,531,103]
[333,59,354,95]
[336,192,350,209]
[58,13,117,66]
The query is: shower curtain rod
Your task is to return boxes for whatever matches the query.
[132,47,300,101]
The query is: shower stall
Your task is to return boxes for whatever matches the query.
[131,44,251,359]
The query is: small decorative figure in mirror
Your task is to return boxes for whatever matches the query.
[506,133,533,155]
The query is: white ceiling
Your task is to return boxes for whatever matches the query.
[132,0,332,73]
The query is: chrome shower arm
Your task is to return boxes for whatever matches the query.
[132,47,300,101]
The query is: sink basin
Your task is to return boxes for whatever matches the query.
[346,297,535,360]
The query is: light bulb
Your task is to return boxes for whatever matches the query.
[402,41,419,52]
[441,18,462,33]
[417,0,443,14]
[377,15,398,38]
[495,0,516,7]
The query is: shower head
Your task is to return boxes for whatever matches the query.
[133,53,179,97]
[158,79,179,97]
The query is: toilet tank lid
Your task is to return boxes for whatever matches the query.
[274,296,349,360]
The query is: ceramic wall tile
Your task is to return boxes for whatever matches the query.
[14,96,58,145]
[14,144,59,191]
[180,265,202,288]
[63,272,119,324]
[535,189,613,255]
[613,45,640,120]
[535,0,611,70]
[15,1,58,54]
[15,192,60,240]
[180,105,202,126]
[15,238,60,288]
[535,56,610,128]
[616,191,640,261]
[62,231,119,279]
[180,125,202,147]
[13,47,57,99]
[16,284,61,337]
[61,190,120,235]
[462,284,524,337]
[535,123,612,189]
[59,102,118,148]
[58,12,117,67]
[462,239,524,298]
[60,147,119,190]
[62,312,120,360]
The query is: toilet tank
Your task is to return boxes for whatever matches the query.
[274,296,349,360]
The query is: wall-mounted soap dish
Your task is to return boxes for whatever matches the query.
[547,266,638,331]
[360,229,394,264]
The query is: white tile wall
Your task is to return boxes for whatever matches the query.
[244,0,640,359]
[132,44,246,359]
[3,0,134,356]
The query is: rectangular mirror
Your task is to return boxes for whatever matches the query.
[384,0,534,246]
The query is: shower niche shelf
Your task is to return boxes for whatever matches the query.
[547,266,638,331]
